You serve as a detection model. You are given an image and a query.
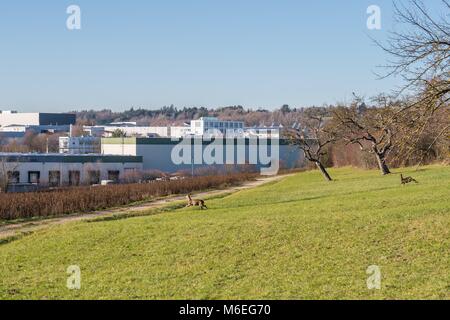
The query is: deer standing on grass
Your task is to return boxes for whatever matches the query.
[400,174,418,185]
[186,194,208,210]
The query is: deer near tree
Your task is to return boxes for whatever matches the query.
[400,174,418,185]
[332,95,406,175]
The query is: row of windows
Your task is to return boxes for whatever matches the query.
[194,121,244,129]
[7,170,120,186]
[204,122,243,129]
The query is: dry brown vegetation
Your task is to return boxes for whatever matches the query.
[0,173,256,220]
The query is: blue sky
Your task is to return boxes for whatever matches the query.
[0,1,443,112]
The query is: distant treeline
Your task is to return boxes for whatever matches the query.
[73,104,314,127]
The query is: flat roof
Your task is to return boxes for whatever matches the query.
[0,112,75,115]
[0,153,142,163]
[102,137,289,145]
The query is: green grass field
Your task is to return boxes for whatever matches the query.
[1,166,449,300]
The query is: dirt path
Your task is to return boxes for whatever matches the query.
[0,174,289,242]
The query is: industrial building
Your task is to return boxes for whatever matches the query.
[83,122,191,138]
[0,111,304,184]
[0,153,143,190]
[83,117,247,139]
[0,111,76,127]
[0,111,76,134]
[101,137,304,174]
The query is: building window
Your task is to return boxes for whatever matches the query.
[69,171,80,186]
[108,170,120,183]
[28,171,40,184]
[88,170,101,185]
[7,171,20,184]
[49,171,61,187]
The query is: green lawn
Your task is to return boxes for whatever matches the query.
[1,166,449,300]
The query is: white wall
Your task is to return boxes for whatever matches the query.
[169,126,191,138]
[4,161,142,185]
[101,143,137,156]
[103,140,305,173]
[0,113,40,127]
[103,126,169,137]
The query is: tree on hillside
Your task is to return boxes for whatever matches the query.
[376,0,450,111]
[332,96,406,175]
[286,108,338,181]
[392,98,450,166]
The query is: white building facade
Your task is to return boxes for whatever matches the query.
[0,111,76,127]
[84,125,171,138]
[0,153,143,189]
[190,117,244,136]
[59,136,101,154]
[0,111,76,134]
[85,118,246,139]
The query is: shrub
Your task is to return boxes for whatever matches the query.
[0,173,256,220]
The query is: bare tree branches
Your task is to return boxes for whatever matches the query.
[376,0,450,110]
[331,96,405,175]
[286,108,338,181]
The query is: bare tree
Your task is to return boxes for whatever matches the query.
[287,108,338,181]
[376,0,450,111]
[0,158,9,193]
[332,96,405,175]
[0,158,19,193]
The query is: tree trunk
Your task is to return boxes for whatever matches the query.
[315,161,333,181]
[375,152,391,175]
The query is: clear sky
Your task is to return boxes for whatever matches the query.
[0,1,443,112]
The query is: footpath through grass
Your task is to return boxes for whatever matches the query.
[0,166,449,299]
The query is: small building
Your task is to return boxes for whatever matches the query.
[190,117,244,136]
[0,153,143,189]
[59,136,101,154]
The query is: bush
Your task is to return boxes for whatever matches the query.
[0,173,256,220]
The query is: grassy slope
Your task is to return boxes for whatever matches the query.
[0,166,449,300]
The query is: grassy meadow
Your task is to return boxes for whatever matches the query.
[0,166,449,299]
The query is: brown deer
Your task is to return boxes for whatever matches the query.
[401,174,418,185]
[186,194,208,210]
